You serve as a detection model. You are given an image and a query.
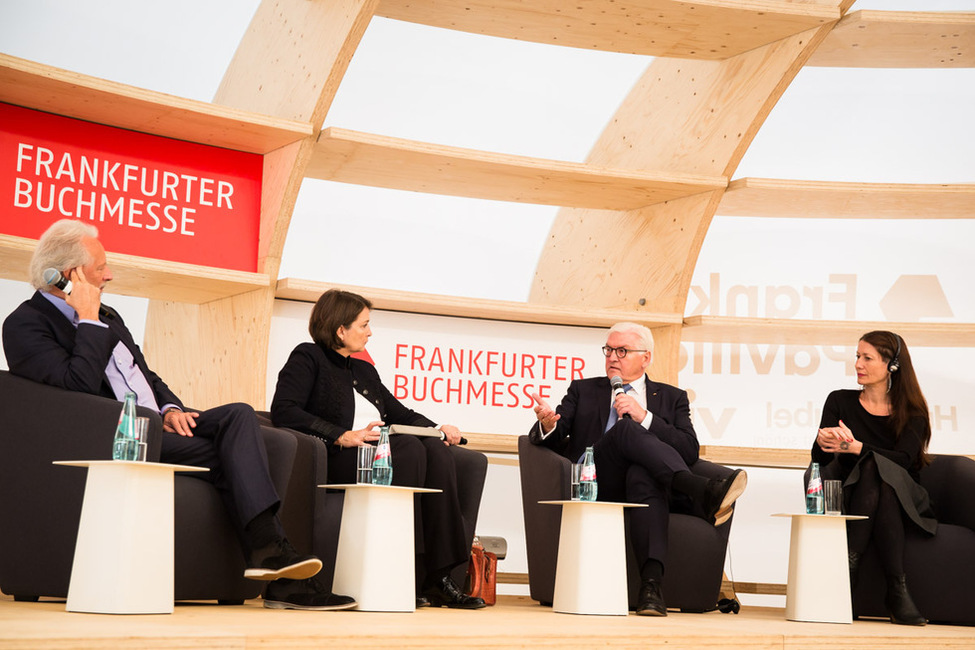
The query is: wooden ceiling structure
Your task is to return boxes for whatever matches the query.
[1,1,972,409]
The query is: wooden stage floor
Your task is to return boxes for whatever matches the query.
[1,593,973,649]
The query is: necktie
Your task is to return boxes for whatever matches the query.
[605,384,632,432]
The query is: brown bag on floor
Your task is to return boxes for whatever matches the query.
[466,537,497,606]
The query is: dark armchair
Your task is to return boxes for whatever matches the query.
[518,435,735,613]
[849,454,975,626]
[0,370,297,604]
[255,414,489,591]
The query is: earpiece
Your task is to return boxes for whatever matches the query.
[888,335,902,373]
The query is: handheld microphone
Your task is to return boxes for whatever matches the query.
[42,267,111,319]
[610,375,631,420]
[43,268,72,294]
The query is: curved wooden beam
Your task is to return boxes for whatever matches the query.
[377,0,838,59]
[145,0,380,408]
[531,20,842,383]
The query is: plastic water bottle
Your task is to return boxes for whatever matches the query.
[578,446,598,502]
[371,426,393,486]
[112,391,138,461]
[806,462,824,514]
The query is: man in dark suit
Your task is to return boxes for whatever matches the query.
[2,219,353,611]
[530,322,746,616]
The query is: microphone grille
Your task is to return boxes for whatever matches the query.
[610,375,623,388]
[43,268,61,286]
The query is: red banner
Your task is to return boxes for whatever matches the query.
[0,102,263,272]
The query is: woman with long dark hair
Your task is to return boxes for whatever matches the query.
[812,330,934,626]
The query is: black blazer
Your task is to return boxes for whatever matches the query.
[270,342,434,451]
[2,291,182,409]
[528,375,699,465]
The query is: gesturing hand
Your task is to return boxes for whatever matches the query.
[336,421,384,448]
[532,393,560,434]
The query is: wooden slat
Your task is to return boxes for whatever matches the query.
[699,445,809,470]
[377,0,838,59]
[308,128,726,210]
[276,278,684,329]
[497,572,530,585]
[718,178,975,219]
[682,316,975,348]
[723,580,788,596]
[810,10,975,68]
[463,432,521,454]
[0,234,270,304]
[464,437,974,467]
[0,53,312,154]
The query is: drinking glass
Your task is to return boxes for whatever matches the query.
[357,445,376,484]
[570,464,583,500]
[824,480,843,515]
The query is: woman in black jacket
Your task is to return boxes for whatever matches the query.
[811,330,934,626]
[271,289,484,609]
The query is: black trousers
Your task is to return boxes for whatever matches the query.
[328,435,468,580]
[592,418,693,568]
[160,402,280,536]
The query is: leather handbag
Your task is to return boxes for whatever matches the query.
[466,537,497,605]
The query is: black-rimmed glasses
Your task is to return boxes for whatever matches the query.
[602,346,647,358]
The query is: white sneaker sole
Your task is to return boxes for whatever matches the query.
[244,558,322,581]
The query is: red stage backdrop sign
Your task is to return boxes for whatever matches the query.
[0,102,262,272]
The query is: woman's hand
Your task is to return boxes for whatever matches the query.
[816,420,862,455]
[439,424,462,446]
[335,421,384,448]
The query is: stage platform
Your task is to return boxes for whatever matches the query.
[1,593,972,649]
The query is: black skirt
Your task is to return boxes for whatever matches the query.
[823,451,937,536]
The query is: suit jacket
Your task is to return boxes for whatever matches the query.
[2,291,182,410]
[270,342,434,451]
[528,375,699,466]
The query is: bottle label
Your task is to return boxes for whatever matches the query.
[581,464,596,482]
[807,477,822,495]
[375,443,391,461]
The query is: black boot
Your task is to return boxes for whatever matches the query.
[885,574,926,626]
[848,551,862,592]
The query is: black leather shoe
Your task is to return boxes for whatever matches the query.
[635,578,667,616]
[245,538,322,581]
[885,574,926,626]
[703,469,748,526]
[263,577,356,611]
[422,575,487,609]
[415,595,431,608]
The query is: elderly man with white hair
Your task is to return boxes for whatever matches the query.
[530,322,746,617]
[2,219,353,611]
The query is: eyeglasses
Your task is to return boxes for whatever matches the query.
[602,346,648,359]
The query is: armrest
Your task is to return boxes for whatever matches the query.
[921,454,975,531]
[0,370,163,597]
[518,434,571,502]
[256,411,328,556]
